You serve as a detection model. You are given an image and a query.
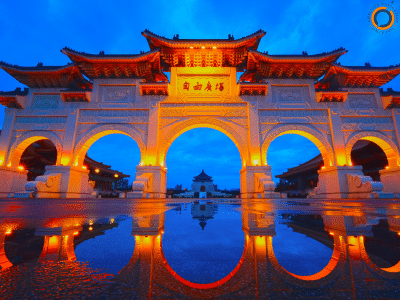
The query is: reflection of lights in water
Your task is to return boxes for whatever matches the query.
[110,219,114,224]
[89,220,93,225]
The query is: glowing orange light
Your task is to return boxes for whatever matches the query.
[89,220,93,225]
[139,161,144,166]
[212,46,216,49]
[73,231,79,236]
[385,166,390,169]
[329,232,334,236]
[5,230,12,235]
[190,46,193,49]
[114,174,119,178]
[349,162,353,166]
[160,162,164,167]
[0,160,3,166]
[201,46,205,49]
[89,227,93,231]
[397,232,400,236]
[321,166,326,170]
[95,168,100,173]
[252,159,259,166]
[17,166,24,171]
[82,165,87,170]
[7,162,11,167]
[110,219,114,224]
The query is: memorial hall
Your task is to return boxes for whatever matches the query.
[0,29,400,199]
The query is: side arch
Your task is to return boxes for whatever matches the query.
[359,236,400,280]
[72,124,146,167]
[7,131,63,167]
[267,235,347,288]
[261,125,335,167]
[158,117,249,166]
[345,131,400,168]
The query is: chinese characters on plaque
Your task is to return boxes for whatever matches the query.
[183,81,224,92]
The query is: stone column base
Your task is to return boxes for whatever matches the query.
[127,165,167,199]
[380,167,400,197]
[0,166,27,198]
[314,165,387,199]
[40,165,92,198]
[240,166,281,199]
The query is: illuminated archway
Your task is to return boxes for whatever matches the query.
[345,131,400,168]
[72,124,146,167]
[159,118,248,167]
[7,131,63,167]
[261,125,334,167]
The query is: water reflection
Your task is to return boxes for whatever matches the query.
[0,199,399,299]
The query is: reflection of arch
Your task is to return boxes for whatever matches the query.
[159,117,248,165]
[345,131,400,167]
[261,125,334,167]
[266,235,347,288]
[72,124,146,166]
[359,236,400,279]
[160,235,247,289]
[8,131,63,167]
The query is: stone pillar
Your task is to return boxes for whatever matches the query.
[240,166,280,199]
[0,108,16,167]
[328,108,347,166]
[35,226,82,261]
[379,166,400,197]
[43,165,91,198]
[60,109,79,166]
[127,165,167,199]
[0,166,28,197]
[314,165,387,199]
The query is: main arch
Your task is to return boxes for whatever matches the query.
[0,29,399,198]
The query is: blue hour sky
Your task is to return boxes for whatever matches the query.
[0,0,400,189]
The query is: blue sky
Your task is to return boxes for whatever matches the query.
[1,0,400,189]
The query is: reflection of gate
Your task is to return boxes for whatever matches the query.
[1,29,400,199]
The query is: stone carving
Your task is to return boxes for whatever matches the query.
[15,117,66,124]
[79,109,149,124]
[33,94,60,109]
[346,173,385,198]
[25,173,62,198]
[99,86,135,102]
[342,117,394,131]
[272,87,304,103]
[259,110,329,124]
[348,94,376,108]
[160,103,247,117]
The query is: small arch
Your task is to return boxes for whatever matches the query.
[345,131,400,168]
[359,236,400,279]
[267,235,347,287]
[72,124,146,167]
[200,185,206,192]
[261,125,334,167]
[159,118,248,166]
[7,131,63,167]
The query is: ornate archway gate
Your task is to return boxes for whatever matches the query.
[1,30,400,199]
